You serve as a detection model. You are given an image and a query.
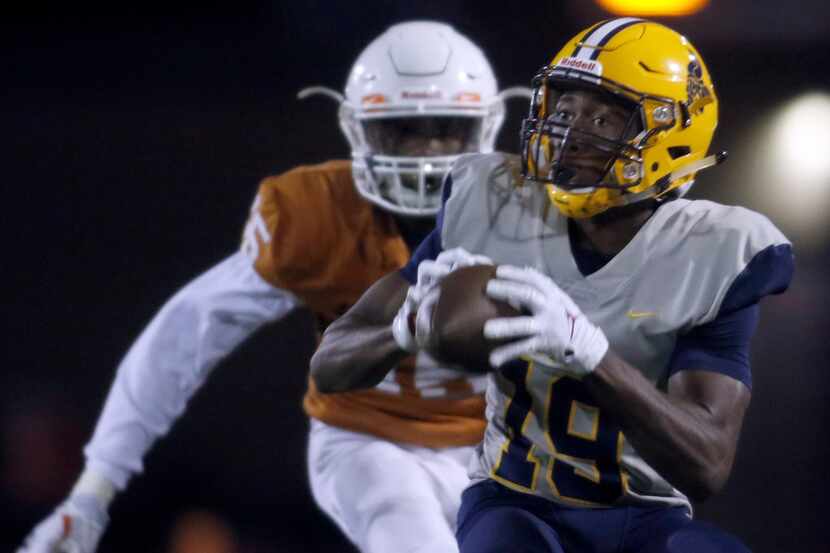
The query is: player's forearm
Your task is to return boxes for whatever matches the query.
[310,314,408,393]
[310,270,411,393]
[584,350,734,501]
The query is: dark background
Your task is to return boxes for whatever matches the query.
[3,1,829,552]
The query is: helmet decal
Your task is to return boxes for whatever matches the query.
[556,57,603,77]
[686,57,714,112]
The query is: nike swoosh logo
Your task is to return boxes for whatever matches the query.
[626,310,657,319]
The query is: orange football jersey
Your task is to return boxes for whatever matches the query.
[245,160,485,448]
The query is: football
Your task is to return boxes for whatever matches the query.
[426,264,520,372]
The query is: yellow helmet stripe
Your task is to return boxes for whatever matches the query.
[572,18,644,61]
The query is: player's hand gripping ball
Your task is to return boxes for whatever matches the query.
[483,265,609,376]
[422,264,520,371]
[392,248,494,353]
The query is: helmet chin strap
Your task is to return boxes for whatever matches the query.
[621,150,728,205]
[667,150,728,182]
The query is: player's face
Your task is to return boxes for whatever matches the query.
[364,117,481,157]
[363,116,483,199]
[545,89,635,187]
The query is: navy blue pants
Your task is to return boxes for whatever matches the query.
[457,481,751,553]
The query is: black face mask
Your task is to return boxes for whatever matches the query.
[521,81,643,190]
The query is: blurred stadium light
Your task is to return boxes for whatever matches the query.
[595,0,708,16]
[725,92,830,250]
[775,93,830,183]
[579,0,829,43]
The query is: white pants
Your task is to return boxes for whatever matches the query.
[307,419,474,553]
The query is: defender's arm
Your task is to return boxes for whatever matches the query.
[17,252,299,553]
[85,252,299,488]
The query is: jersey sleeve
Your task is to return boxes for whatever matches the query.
[83,253,299,488]
[667,241,794,388]
[667,303,759,388]
[718,243,794,314]
[398,172,453,284]
[243,169,346,291]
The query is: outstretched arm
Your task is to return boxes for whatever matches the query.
[18,252,298,553]
[84,252,298,487]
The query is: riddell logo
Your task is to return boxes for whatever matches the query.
[402,90,443,100]
[556,57,603,77]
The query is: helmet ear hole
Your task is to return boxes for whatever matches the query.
[651,162,659,172]
[668,146,691,159]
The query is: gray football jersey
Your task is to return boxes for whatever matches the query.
[440,152,791,512]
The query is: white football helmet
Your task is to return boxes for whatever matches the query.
[299,21,530,217]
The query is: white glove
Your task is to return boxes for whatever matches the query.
[483,265,608,376]
[392,248,493,353]
[17,470,116,553]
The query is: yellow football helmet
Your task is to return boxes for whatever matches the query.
[521,18,724,218]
